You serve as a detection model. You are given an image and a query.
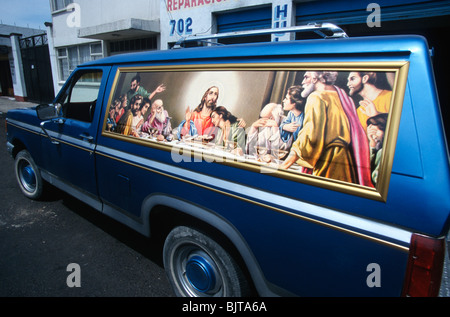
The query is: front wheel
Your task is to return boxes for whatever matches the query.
[14,150,44,200]
[163,226,250,297]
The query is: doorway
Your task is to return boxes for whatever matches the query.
[20,34,55,104]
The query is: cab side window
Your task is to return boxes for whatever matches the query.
[59,70,103,123]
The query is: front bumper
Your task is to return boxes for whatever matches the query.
[6,141,14,157]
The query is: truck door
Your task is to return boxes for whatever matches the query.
[40,67,110,198]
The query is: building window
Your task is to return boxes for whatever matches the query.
[215,6,272,45]
[51,0,73,12]
[109,37,157,55]
[57,43,103,81]
[216,6,272,33]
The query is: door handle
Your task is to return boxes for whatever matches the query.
[79,133,94,142]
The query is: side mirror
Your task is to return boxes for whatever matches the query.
[36,103,64,145]
[36,103,62,120]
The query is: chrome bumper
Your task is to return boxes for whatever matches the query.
[6,141,14,157]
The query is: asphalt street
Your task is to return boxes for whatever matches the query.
[0,97,174,297]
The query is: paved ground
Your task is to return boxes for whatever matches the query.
[0,107,175,297]
[0,96,37,115]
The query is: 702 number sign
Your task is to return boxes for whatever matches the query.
[170,18,193,36]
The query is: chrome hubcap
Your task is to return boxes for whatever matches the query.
[185,253,217,293]
[19,161,36,193]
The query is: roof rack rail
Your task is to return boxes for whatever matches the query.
[173,23,348,48]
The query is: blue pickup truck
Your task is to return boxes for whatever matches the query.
[5,25,450,297]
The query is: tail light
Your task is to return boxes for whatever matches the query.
[402,233,445,297]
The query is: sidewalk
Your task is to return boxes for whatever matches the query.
[0,96,38,115]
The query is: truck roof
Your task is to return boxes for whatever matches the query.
[79,34,428,68]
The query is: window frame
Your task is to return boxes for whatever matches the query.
[57,69,103,123]
[51,0,73,12]
[57,43,103,82]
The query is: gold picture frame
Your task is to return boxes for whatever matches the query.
[102,62,409,201]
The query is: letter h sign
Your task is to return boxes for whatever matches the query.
[273,4,290,42]
[274,4,288,28]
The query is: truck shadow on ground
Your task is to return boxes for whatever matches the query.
[42,184,165,269]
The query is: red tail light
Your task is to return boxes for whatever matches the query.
[402,233,445,297]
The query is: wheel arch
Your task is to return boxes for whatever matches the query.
[10,137,27,158]
[142,193,281,297]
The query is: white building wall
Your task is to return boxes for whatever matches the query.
[48,0,298,91]
[159,0,296,49]
[51,0,160,47]
[9,34,27,100]
[48,0,160,93]
[79,0,159,26]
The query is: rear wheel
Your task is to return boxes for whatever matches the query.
[163,226,249,297]
[14,150,44,200]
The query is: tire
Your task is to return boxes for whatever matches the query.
[163,226,249,297]
[14,150,44,200]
